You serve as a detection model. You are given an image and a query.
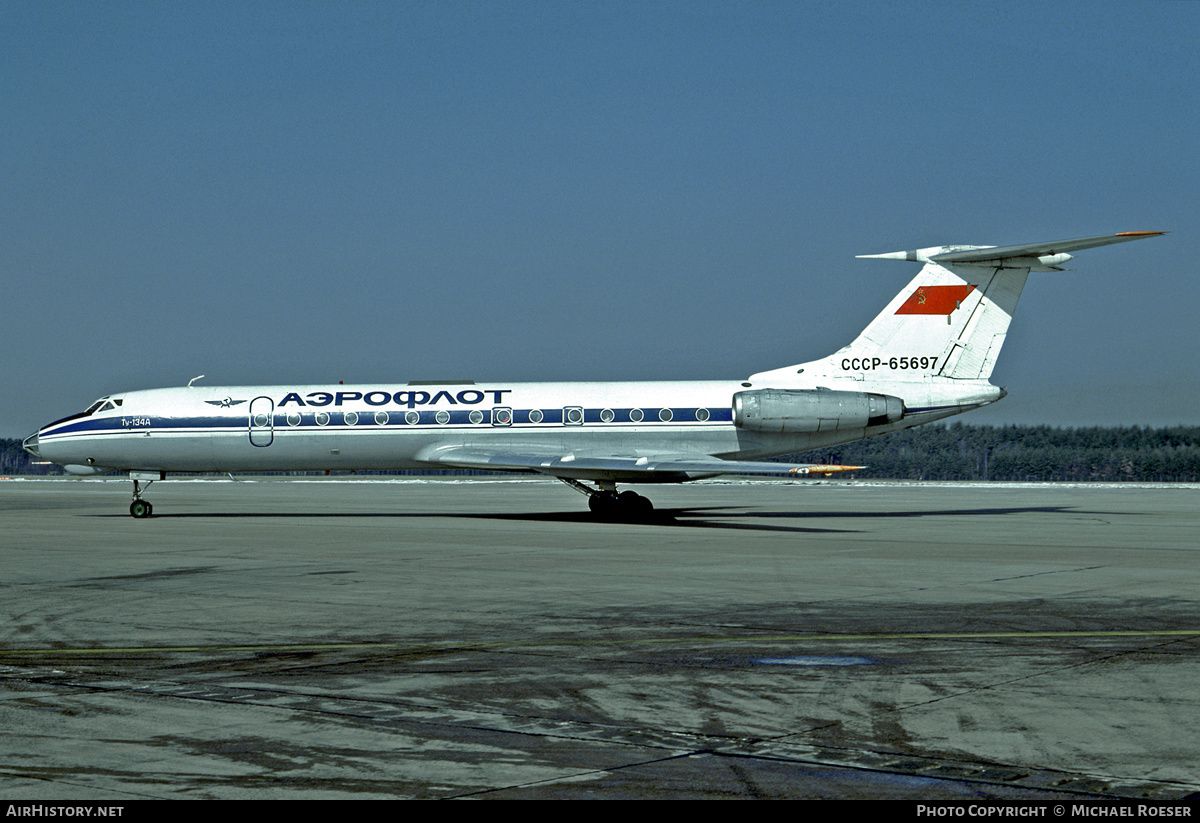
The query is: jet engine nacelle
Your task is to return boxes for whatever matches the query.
[733,388,905,433]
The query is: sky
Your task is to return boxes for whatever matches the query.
[3,0,1197,437]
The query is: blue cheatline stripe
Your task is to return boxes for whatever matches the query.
[40,406,737,438]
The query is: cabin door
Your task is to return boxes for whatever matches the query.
[248,396,274,447]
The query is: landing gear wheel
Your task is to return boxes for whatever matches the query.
[589,490,654,519]
[618,491,654,515]
[130,499,152,519]
[588,490,619,515]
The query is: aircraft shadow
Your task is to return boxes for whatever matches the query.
[96,504,1089,536]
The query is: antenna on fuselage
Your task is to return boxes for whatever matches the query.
[187,375,205,387]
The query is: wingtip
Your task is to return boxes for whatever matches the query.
[790,464,867,476]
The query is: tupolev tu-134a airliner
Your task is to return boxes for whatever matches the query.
[24,231,1163,518]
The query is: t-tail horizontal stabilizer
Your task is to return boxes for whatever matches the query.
[857,231,1165,271]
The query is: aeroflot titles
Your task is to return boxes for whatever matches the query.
[278,389,513,409]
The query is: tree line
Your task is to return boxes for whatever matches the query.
[786,423,1200,482]
[4,423,1199,481]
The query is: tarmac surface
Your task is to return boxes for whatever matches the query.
[1,476,1198,800]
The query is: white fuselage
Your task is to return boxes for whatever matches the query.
[30,377,991,478]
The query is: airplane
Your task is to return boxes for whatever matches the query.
[23,230,1163,519]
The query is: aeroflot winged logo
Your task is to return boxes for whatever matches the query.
[204,397,247,408]
[895,284,976,315]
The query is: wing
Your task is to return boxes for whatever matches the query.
[421,446,863,482]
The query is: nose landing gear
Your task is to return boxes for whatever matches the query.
[129,478,154,518]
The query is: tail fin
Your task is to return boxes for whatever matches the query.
[838,251,1029,382]
[751,231,1164,384]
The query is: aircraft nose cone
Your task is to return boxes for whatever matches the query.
[22,430,41,458]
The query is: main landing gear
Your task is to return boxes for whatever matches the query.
[559,478,655,519]
[129,478,154,518]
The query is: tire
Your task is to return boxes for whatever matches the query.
[588,491,618,515]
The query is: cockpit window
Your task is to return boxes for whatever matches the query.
[46,396,116,429]
[82,396,123,415]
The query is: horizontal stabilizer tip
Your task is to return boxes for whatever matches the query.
[856,250,921,261]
